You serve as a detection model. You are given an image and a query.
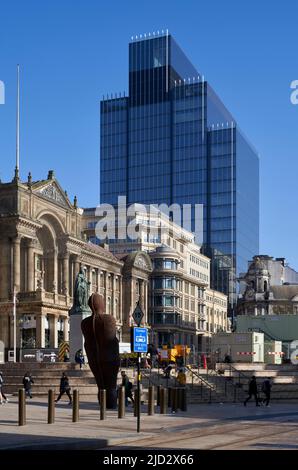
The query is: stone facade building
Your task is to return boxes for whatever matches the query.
[237,255,298,316]
[0,172,151,357]
[82,205,228,352]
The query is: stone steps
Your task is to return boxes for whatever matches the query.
[6,384,98,395]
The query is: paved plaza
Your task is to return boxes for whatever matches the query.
[0,396,298,450]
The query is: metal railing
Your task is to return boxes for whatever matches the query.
[187,364,249,403]
[185,365,216,403]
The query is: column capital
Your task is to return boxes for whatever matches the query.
[61,250,70,260]
[26,238,37,248]
[12,235,22,244]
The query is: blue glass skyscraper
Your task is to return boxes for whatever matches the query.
[100,33,259,313]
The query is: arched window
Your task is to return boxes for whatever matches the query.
[264,280,268,291]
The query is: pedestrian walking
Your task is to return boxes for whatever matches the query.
[55,372,72,404]
[261,377,272,407]
[120,370,134,406]
[244,375,260,406]
[0,372,8,404]
[23,372,34,399]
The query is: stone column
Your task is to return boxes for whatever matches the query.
[69,258,73,297]
[53,247,58,293]
[0,238,10,299]
[27,240,35,292]
[144,281,148,324]
[73,255,80,278]
[97,270,101,292]
[62,253,69,295]
[130,277,136,326]
[49,314,58,348]
[119,276,123,324]
[12,236,21,293]
[105,272,109,313]
[63,317,69,342]
[36,314,46,348]
[111,274,115,316]
[9,314,14,348]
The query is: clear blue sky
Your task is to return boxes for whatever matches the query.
[0,1,297,269]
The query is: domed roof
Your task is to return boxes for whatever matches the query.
[248,256,269,274]
[155,244,177,255]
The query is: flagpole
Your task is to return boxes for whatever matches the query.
[15,64,20,180]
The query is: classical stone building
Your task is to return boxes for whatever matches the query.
[0,171,151,358]
[237,255,298,316]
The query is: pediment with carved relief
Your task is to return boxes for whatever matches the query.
[34,182,72,209]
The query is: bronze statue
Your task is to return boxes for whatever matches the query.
[81,293,120,409]
[74,267,90,310]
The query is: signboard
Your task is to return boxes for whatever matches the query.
[8,350,15,362]
[133,327,148,353]
[119,342,131,354]
[132,303,144,326]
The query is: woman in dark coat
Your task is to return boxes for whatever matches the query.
[244,375,260,406]
[55,372,72,404]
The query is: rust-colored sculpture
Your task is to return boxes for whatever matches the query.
[81,293,120,409]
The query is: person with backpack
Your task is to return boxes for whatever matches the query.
[163,363,173,379]
[55,372,72,404]
[120,370,134,406]
[244,375,260,407]
[262,377,272,407]
[75,349,85,369]
[177,368,187,387]
[23,372,34,399]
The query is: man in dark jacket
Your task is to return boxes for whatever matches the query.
[244,375,260,406]
[262,378,272,406]
[120,371,134,406]
[55,373,72,404]
[23,372,34,399]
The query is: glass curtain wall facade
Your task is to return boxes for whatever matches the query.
[100,33,259,314]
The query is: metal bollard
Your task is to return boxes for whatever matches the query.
[118,386,125,418]
[168,387,173,407]
[180,388,187,411]
[100,389,106,420]
[157,385,160,407]
[148,386,155,416]
[18,389,26,426]
[72,389,79,422]
[160,387,167,414]
[48,389,55,424]
[171,387,178,413]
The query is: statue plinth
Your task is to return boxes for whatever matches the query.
[70,305,91,316]
[69,305,91,363]
[69,268,91,363]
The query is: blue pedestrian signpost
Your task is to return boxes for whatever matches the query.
[131,302,147,433]
[133,327,148,353]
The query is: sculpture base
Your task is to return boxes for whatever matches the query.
[69,307,91,363]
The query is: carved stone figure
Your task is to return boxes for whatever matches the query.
[74,268,90,310]
[81,293,120,409]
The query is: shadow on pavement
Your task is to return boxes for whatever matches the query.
[0,433,108,450]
